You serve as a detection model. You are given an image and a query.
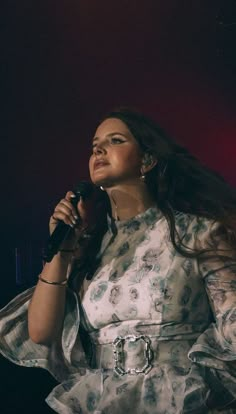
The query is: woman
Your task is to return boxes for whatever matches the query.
[0,108,236,413]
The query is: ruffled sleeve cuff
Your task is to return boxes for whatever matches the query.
[188,321,236,408]
[0,286,87,382]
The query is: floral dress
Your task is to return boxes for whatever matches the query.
[1,207,236,413]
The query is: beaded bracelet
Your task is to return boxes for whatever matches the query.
[38,274,67,286]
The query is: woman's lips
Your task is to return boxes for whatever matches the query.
[94,160,109,170]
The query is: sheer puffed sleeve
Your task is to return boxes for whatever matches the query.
[188,221,236,409]
[0,286,88,382]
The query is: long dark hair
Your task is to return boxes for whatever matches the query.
[69,108,236,288]
[104,108,236,257]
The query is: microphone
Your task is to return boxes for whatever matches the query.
[44,181,94,262]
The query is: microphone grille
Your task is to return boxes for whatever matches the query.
[73,181,94,200]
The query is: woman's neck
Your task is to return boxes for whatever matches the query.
[106,184,156,221]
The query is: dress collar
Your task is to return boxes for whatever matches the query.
[107,205,163,233]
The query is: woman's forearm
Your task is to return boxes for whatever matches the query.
[28,187,94,345]
[28,252,73,345]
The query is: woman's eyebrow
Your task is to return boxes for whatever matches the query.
[107,132,127,137]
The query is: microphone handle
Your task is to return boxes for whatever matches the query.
[44,221,73,263]
[44,181,94,263]
[44,194,80,263]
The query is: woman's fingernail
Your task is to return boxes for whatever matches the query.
[74,215,79,220]
[72,218,77,225]
[69,223,75,228]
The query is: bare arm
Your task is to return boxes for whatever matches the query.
[28,252,72,345]
[28,190,94,345]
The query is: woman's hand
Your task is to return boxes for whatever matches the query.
[49,190,96,251]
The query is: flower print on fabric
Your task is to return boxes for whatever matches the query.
[109,285,123,305]
[108,259,133,283]
[3,207,236,414]
[148,277,172,316]
[86,391,101,412]
[142,249,160,271]
[116,383,129,395]
[116,242,130,257]
[92,270,106,282]
[182,259,193,277]
[122,220,141,235]
[150,286,174,317]
[109,270,119,282]
[183,233,192,244]
[143,208,162,227]
[90,282,108,302]
[122,259,133,273]
[152,296,163,315]
[128,250,162,285]
[149,276,166,292]
[129,288,139,301]
[175,212,191,237]
[192,218,208,237]
[67,397,83,414]
[143,376,158,407]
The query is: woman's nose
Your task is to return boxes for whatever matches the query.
[94,143,106,155]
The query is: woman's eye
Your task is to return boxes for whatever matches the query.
[111,137,124,144]
[91,137,125,152]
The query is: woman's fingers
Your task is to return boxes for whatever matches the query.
[49,189,97,239]
[51,193,79,228]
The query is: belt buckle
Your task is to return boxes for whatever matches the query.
[112,334,153,376]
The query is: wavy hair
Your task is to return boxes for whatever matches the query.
[69,108,236,287]
[105,108,236,257]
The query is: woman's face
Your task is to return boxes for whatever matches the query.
[89,118,143,188]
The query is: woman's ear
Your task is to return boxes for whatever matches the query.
[141,152,158,173]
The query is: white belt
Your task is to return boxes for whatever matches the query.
[93,334,194,376]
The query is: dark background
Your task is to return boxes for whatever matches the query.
[1,1,236,413]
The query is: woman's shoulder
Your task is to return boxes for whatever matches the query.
[173,210,220,246]
[173,210,215,230]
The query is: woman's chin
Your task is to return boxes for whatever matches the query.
[91,176,113,188]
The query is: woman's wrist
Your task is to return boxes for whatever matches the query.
[41,251,73,281]
[38,274,67,286]
[55,249,75,261]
